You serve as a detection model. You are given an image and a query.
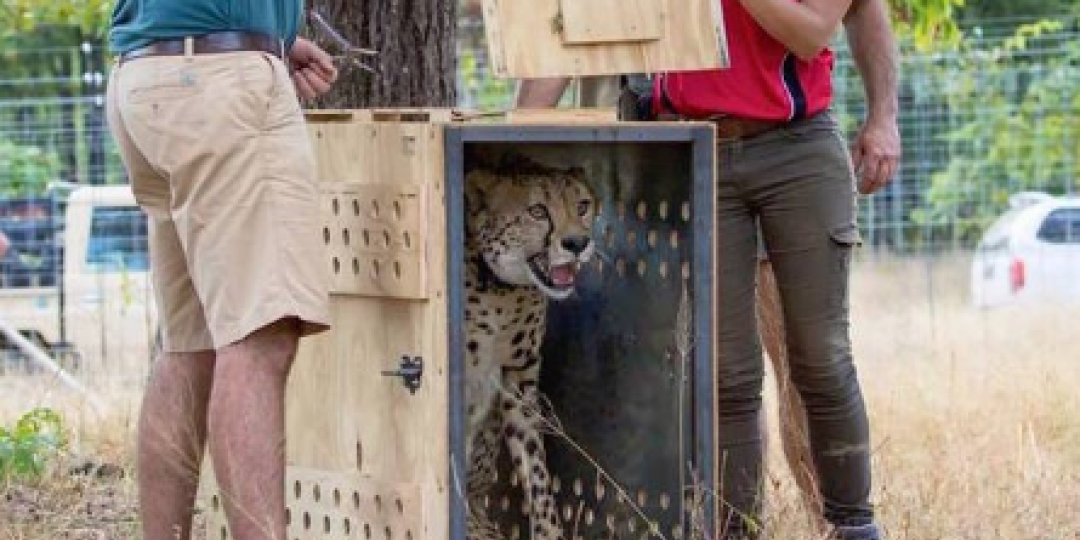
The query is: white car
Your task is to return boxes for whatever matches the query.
[971,192,1080,307]
[1,185,156,372]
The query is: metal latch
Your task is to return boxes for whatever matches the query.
[382,355,423,394]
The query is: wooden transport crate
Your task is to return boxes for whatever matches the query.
[205,109,718,540]
[479,0,730,77]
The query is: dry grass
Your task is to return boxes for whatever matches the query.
[0,377,142,540]
[2,254,1078,539]
[763,253,1080,540]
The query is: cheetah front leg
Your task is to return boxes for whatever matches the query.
[467,508,505,540]
[467,407,506,540]
[500,376,564,540]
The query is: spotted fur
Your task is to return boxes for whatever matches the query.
[464,164,597,540]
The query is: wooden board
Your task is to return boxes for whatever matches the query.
[320,183,428,300]
[288,119,451,540]
[304,109,458,124]
[204,117,451,540]
[558,0,665,44]
[482,0,728,78]
[206,468,424,540]
[507,107,618,124]
[309,120,444,300]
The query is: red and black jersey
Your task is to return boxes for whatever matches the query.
[654,0,835,121]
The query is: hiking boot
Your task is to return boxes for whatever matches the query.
[832,523,883,540]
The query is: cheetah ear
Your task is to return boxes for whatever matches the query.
[565,166,587,179]
[465,170,498,214]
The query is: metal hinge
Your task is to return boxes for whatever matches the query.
[382,355,423,394]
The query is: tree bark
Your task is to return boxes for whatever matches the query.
[309,0,457,108]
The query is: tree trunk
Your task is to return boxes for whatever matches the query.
[310,0,457,108]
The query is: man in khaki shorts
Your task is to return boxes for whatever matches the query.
[106,2,338,539]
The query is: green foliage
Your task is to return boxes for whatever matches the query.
[914,18,1080,245]
[0,408,67,480]
[0,139,62,197]
[891,0,967,50]
[0,0,112,39]
[958,0,1078,29]
[457,45,515,109]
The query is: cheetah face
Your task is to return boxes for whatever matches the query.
[466,167,597,301]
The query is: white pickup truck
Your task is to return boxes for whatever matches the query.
[0,185,156,373]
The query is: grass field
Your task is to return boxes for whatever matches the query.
[765,254,1080,539]
[2,255,1078,539]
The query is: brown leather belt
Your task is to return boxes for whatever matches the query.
[705,115,788,140]
[119,31,285,64]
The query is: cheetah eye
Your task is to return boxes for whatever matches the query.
[577,200,591,217]
[528,204,548,220]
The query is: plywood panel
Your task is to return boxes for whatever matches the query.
[206,468,424,540]
[558,0,664,44]
[284,117,450,540]
[507,107,618,123]
[305,109,457,124]
[321,183,428,300]
[309,122,375,185]
[482,0,728,78]
[309,121,441,301]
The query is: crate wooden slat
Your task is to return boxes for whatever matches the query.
[291,119,450,539]
[558,0,665,44]
[481,0,728,78]
[207,468,425,540]
[206,117,451,540]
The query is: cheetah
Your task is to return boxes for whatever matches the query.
[463,161,598,540]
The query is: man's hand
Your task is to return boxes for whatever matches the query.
[843,0,900,195]
[852,116,900,195]
[288,37,338,100]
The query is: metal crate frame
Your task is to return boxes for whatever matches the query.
[445,123,716,540]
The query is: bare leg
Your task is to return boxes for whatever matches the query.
[137,350,216,540]
[757,261,822,515]
[209,318,301,540]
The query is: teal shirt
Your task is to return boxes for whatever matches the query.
[109,0,302,54]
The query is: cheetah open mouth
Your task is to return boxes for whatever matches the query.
[527,254,578,299]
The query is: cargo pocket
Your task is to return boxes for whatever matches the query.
[830,224,861,310]
[830,224,862,249]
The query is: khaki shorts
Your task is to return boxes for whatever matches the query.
[106,50,330,352]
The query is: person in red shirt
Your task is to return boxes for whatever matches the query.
[518,1,899,539]
[666,2,884,539]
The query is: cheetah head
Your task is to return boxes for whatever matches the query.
[465,166,597,301]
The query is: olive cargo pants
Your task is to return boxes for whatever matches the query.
[714,112,874,535]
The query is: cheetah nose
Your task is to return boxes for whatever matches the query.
[561,235,591,255]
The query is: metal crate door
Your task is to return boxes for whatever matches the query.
[446,125,716,540]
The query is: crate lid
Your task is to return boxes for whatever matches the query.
[479,0,729,78]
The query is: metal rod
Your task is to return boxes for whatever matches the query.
[0,317,105,417]
[308,9,378,55]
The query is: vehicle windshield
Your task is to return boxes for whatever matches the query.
[85,205,150,272]
[1036,207,1080,244]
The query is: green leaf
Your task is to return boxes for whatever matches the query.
[0,408,67,480]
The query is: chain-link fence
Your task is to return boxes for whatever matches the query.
[1,16,1077,375]
[0,41,150,379]
[457,14,1080,254]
